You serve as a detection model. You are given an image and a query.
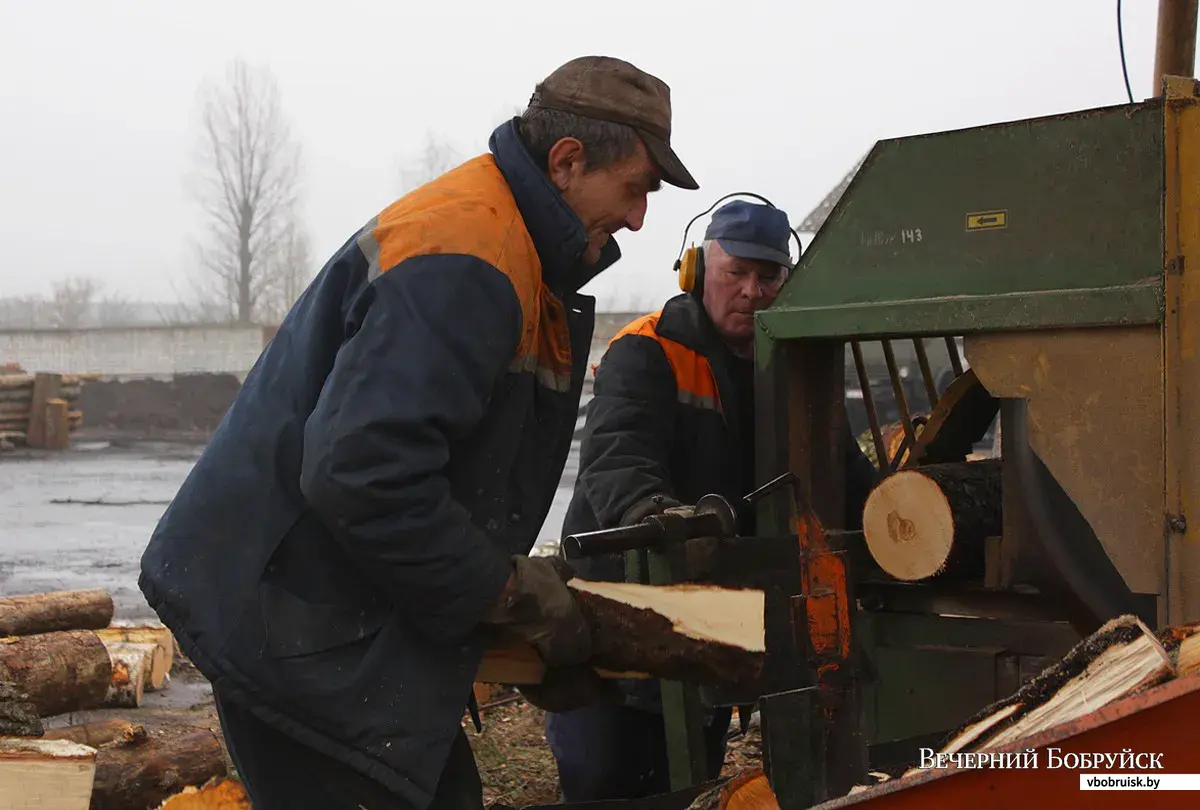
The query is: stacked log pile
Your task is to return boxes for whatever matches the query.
[0,588,248,808]
[0,369,97,449]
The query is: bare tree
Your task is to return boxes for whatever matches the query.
[186,59,303,325]
[46,276,101,329]
[261,212,314,324]
[397,131,461,193]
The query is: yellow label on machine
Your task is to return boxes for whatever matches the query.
[965,210,1007,231]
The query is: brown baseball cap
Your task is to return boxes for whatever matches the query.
[527,55,699,190]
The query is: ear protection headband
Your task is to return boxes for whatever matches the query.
[672,192,804,297]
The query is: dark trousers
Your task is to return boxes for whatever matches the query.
[544,704,732,802]
[214,691,483,810]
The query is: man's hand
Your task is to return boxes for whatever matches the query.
[517,664,623,713]
[482,555,591,667]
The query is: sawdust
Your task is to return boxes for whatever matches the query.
[77,375,241,438]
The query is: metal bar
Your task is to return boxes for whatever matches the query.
[851,341,888,472]
[648,548,708,789]
[944,336,965,377]
[1154,0,1199,95]
[881,340,918,468]
[912,338,939,409]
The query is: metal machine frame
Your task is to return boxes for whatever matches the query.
[747,77,1200,807]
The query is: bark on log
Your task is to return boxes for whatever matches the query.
[0,630,113,716]
[43,718,146,748]
[0,737,97,810]
[479,579,765,688]
[0,679,44,736]
[0,589,114,636]
[90,729,229,810]
[156,777,251,809]
[862,459,1002,581]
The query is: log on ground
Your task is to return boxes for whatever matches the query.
[96,623,174,691]
[479,579,765,688]
[0,589,114,636]
[101,644,148,709]
[0,630,113,717]
[0,737,97,810]
[90,728,229,810]
[862,459,1001,581]
[43,719,147,748]
[0,679,44,737]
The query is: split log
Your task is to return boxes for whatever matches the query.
[908,614,1173,775]
[43,719,146,748]
[156,777,250,809]
[90,729,229,810]
[102,644,148,709]
[0,630,113,717]
[1179,633,1200,678]
[0,737,97,810]
[0,589,114,636]
[96,623,174,691]
[0,679,43,736]
[479,579,764,688]
[861,460,1001,581]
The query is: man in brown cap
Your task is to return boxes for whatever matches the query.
[138,56,696,810]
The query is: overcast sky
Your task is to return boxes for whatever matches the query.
[0,1,1167,312]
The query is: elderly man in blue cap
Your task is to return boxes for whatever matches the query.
[536,200,879,799]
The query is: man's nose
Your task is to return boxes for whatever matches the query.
[625,196,648,232]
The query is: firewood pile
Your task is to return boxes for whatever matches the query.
[0,367,97,450]
[0,589,250,809]
[693,615,1200,809]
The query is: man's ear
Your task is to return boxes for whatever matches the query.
[546,137,586,192]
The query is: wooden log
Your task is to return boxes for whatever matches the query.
[0,737,97,810]
[26,372,62,448]
[44,398,70,450]
[861,459,1001,581]
[90,729,229,810]
[0,679,44,737]
[0,590,115,637]
[908,614,1172,775]
[156,777,250,809]
[95,623,174,691]
[478,579,765,688]
[43,719,146,748]
[0,630,113,717]
[102,645,147,709]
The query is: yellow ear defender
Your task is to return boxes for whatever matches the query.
[672,192,804,297]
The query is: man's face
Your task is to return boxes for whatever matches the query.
[547,138,662,265]
[701,240,787,345]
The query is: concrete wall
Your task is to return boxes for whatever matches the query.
[0,326,271,379]
[0,316,647,381]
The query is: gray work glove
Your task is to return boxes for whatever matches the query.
[482,555,591,667]
[517,664,623,714]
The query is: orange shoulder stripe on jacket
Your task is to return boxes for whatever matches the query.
[605,312,721,411]
[356,155,574,392]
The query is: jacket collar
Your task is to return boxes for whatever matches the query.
[489,118,621,293]
[656,293,727,357]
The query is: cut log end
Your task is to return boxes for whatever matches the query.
[0,737,97,810]
[862,470,955,581]
[156,777,251,809]
[862,460,1001,582]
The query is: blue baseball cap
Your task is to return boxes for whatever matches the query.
[703,200,793,268]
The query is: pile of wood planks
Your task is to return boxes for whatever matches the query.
[0,588,248,808]
[0,369,96,450]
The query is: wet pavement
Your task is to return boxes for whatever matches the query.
[0,438,579,620]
